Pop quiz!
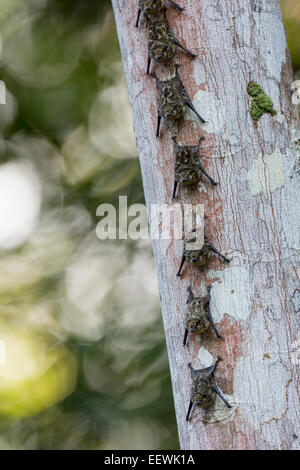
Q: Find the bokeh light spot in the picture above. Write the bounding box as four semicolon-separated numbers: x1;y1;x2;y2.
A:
0;160;41;250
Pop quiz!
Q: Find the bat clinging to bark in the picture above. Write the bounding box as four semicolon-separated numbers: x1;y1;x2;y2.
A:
152;65;207;138
177;232;231;277
172;136;218;199
183;285;221;346
136;0;184;28
186;357;232;421
147;12;196;74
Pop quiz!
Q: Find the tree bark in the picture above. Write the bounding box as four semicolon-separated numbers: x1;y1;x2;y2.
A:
111;0;300;450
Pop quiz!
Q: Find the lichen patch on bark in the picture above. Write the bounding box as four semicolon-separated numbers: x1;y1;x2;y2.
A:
186;90;226;133
197;346;213;367
212;394;237;424
247;148;285;196
209;267;252;323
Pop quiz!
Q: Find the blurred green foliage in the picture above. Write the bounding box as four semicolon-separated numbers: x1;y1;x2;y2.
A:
0;0;298;451
0;0;178;450
281;0;300;74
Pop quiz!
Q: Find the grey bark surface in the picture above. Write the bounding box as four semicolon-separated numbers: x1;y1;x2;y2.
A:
111;0;300;449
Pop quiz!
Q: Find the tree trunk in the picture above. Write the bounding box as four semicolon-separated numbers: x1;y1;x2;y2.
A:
111;0;300;450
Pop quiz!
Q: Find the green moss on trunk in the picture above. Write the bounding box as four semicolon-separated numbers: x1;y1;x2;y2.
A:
247;82;276;122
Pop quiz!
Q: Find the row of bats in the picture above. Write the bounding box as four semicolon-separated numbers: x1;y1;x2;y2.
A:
136;1;232;421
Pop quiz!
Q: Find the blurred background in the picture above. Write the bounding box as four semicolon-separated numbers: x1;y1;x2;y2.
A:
0;0;299;450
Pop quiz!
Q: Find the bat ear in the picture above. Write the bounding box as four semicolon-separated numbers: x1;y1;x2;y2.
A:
186;286;194;304
212;356;222;373
207;284;212;296
188;363;197;378
151;72;161;89
171;135;178;147
199;363;218;376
